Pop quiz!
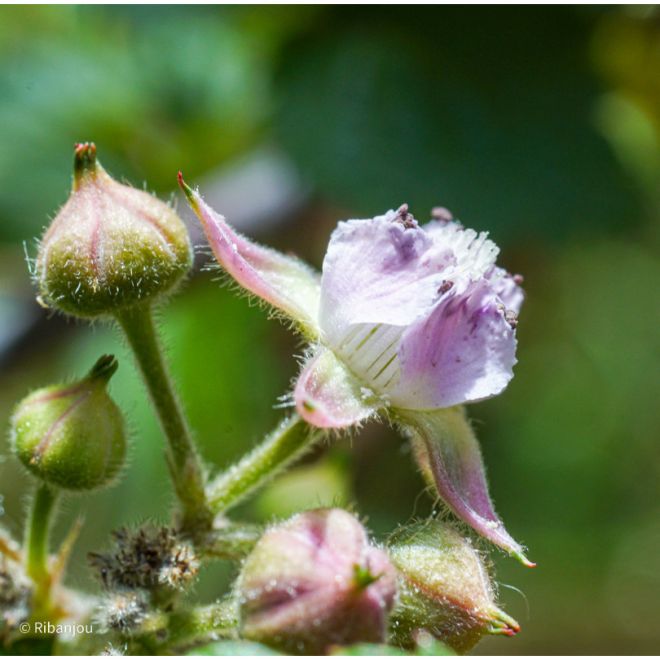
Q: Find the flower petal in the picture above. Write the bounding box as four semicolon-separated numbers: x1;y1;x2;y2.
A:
319;210;452;347
179;174;321;336
487;266;524;315
390;281;517;409
294;348;381;429
400;407;533;565
318;213;504;398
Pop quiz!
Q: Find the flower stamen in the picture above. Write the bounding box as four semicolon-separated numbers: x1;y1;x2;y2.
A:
393;203;417;229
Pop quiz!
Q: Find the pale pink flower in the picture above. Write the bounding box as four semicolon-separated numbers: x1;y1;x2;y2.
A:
180;176;531;565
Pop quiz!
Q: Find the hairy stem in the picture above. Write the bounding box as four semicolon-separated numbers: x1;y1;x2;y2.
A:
25;483;58;617
201;522;263;560
115;303;212;535
167;599;238;651
207;415;319;513
129;600;237;654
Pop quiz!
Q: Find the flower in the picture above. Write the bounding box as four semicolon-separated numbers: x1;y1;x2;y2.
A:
236;508;397;654
179;177;531;565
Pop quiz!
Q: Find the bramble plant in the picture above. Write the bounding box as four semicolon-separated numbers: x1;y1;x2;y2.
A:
0;143;532;655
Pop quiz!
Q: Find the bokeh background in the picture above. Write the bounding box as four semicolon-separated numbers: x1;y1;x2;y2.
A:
1;5;659;654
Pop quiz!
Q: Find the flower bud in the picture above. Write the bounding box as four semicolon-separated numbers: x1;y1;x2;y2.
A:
387;521;519;653
237;508;397;654
36;143;192;318
10;355;127;491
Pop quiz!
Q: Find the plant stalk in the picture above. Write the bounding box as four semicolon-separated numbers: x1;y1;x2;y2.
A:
167;600;238;651
207;415;317;513
25;483;58;617
201;522;263;560
115;303;212;535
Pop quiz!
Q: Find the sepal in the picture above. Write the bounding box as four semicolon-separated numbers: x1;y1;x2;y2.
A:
294;348;381;428
179;174;321;337
399;407;533;566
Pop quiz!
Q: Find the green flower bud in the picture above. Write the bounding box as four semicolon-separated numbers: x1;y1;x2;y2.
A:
36;143;192;318
387;521;519;653
10;355;127;491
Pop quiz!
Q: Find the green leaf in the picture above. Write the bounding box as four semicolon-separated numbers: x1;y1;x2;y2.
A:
330;637;455;656
413;631;456;656
330;643;408;656
187;640;282;656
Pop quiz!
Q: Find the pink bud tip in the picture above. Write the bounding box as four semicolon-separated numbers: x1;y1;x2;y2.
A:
513;550;537;568
177;171;196;206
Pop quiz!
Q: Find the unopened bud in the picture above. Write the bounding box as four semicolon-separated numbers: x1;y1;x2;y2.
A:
10;355;127;491
36;143;192;318
237;508;397;654
387;521;519;653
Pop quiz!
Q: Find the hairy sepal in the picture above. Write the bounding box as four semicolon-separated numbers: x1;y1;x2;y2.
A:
399;407;533;566
179;175;321;339
294;348;382;429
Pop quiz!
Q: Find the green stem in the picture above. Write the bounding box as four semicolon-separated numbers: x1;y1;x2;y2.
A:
201;522;263;560
25;483;58;615
115;303;212;535
166;600;238;651
207;415;318;513
128;600;237;654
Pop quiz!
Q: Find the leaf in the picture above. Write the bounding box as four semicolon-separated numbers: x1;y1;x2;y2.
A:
187;640;282;656
330;643;408;656
413;632;456;656
330;637;455;656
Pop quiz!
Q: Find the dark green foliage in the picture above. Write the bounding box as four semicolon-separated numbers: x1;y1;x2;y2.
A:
275;7;640;244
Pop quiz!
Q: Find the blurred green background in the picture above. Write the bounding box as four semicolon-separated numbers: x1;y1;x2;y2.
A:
1;5;659;654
